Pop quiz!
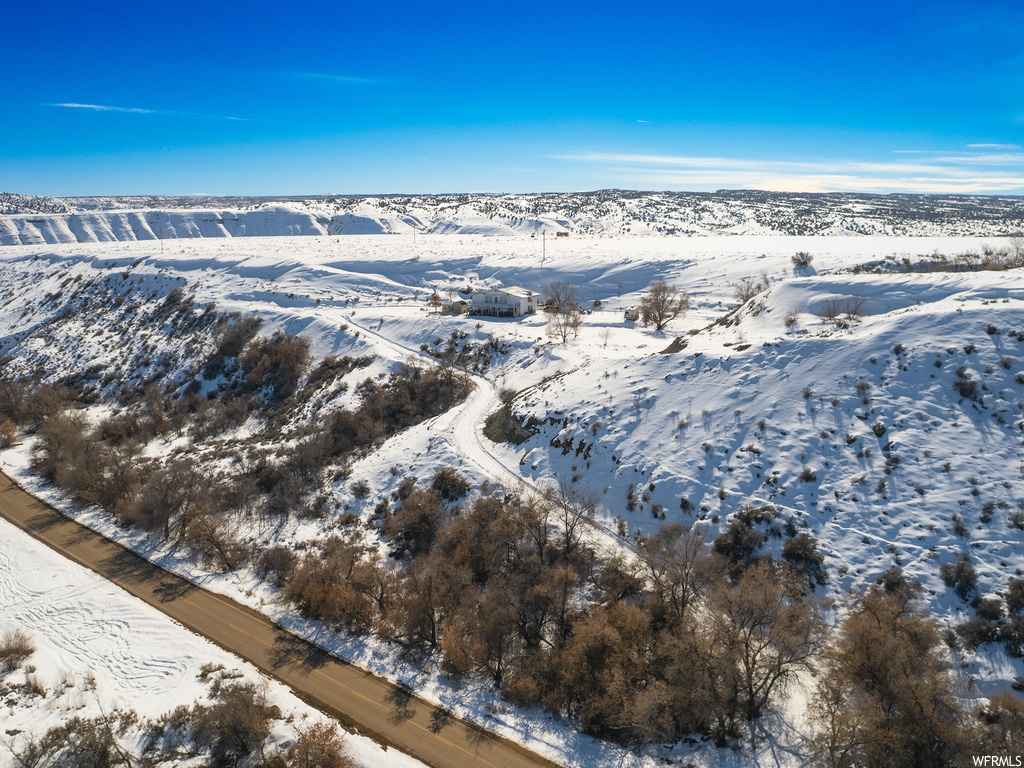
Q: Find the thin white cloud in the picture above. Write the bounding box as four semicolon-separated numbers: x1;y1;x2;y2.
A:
968;143;1020;149
284;71;392;85
50;103;156;114
553;150;1024;194
45;103;248;121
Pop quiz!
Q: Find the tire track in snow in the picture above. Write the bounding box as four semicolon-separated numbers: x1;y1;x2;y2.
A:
342;313;636;554
0;524;189;694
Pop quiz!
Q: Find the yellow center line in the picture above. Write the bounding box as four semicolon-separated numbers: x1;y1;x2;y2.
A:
0;484;510;768
179;594;501;768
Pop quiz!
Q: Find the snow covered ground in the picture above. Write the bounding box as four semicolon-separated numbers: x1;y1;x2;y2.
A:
1;230;1022;766
0;515;427;768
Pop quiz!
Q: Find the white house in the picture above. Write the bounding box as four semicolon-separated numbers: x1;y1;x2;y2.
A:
470;286;538;318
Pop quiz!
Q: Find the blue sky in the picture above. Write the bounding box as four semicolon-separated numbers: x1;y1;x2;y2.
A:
3;0;1023;196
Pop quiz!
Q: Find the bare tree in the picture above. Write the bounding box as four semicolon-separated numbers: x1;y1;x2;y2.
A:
542;281;579;313
427;291;442;313
637;523;715;626
640;281;690;330
1007;233;1024;267
546;307;583;343
547;483;597;561
705;562;824;724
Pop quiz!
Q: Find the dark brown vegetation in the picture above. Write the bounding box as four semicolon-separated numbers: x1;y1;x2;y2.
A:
285;487;828;746
0;293;470;575
806;572;1020;767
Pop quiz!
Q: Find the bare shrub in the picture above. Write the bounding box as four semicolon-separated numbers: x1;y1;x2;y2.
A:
792;251;814;268
819;296;866;324
0;627;35;672
287;722;354;768
430;467;471;501
782;533;828;589
192;681;280;767
940;553;978;601
733;278;764;304
843;296;866;322
257;546;297;588
240;331;312;404
819;298;843;323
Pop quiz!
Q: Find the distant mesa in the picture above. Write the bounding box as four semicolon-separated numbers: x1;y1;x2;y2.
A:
2;190;1023;245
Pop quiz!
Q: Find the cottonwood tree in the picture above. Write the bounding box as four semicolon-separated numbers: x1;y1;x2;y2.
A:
808;577;969;768
542;281;579;313
713;563;823;722
640;281;690;330
637;523;715;628
548;484;597;561
546;306;583;343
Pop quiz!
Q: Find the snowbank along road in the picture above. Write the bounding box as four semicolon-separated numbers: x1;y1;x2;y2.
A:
0;471;564;768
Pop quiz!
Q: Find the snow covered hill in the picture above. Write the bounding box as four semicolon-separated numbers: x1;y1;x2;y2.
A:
1;231;1023;766
2;190;1023;245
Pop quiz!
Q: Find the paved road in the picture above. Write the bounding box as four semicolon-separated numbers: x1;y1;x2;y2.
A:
0;471;564;768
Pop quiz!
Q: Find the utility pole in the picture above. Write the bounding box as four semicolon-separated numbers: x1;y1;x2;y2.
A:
159;227;163;254
542;231;546;265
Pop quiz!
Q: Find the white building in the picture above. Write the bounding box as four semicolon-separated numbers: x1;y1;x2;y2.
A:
470;286;538;318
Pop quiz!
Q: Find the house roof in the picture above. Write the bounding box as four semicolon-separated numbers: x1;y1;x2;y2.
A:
473;285;535;299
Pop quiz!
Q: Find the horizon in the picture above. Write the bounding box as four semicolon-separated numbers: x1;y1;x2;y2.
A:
4;0;1024;197
16;188;1024;202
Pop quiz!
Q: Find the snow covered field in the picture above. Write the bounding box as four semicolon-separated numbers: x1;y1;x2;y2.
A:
1;230;1023;765
0;514;427;768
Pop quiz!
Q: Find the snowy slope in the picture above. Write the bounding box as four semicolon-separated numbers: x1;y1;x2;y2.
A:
1;232;1022;766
